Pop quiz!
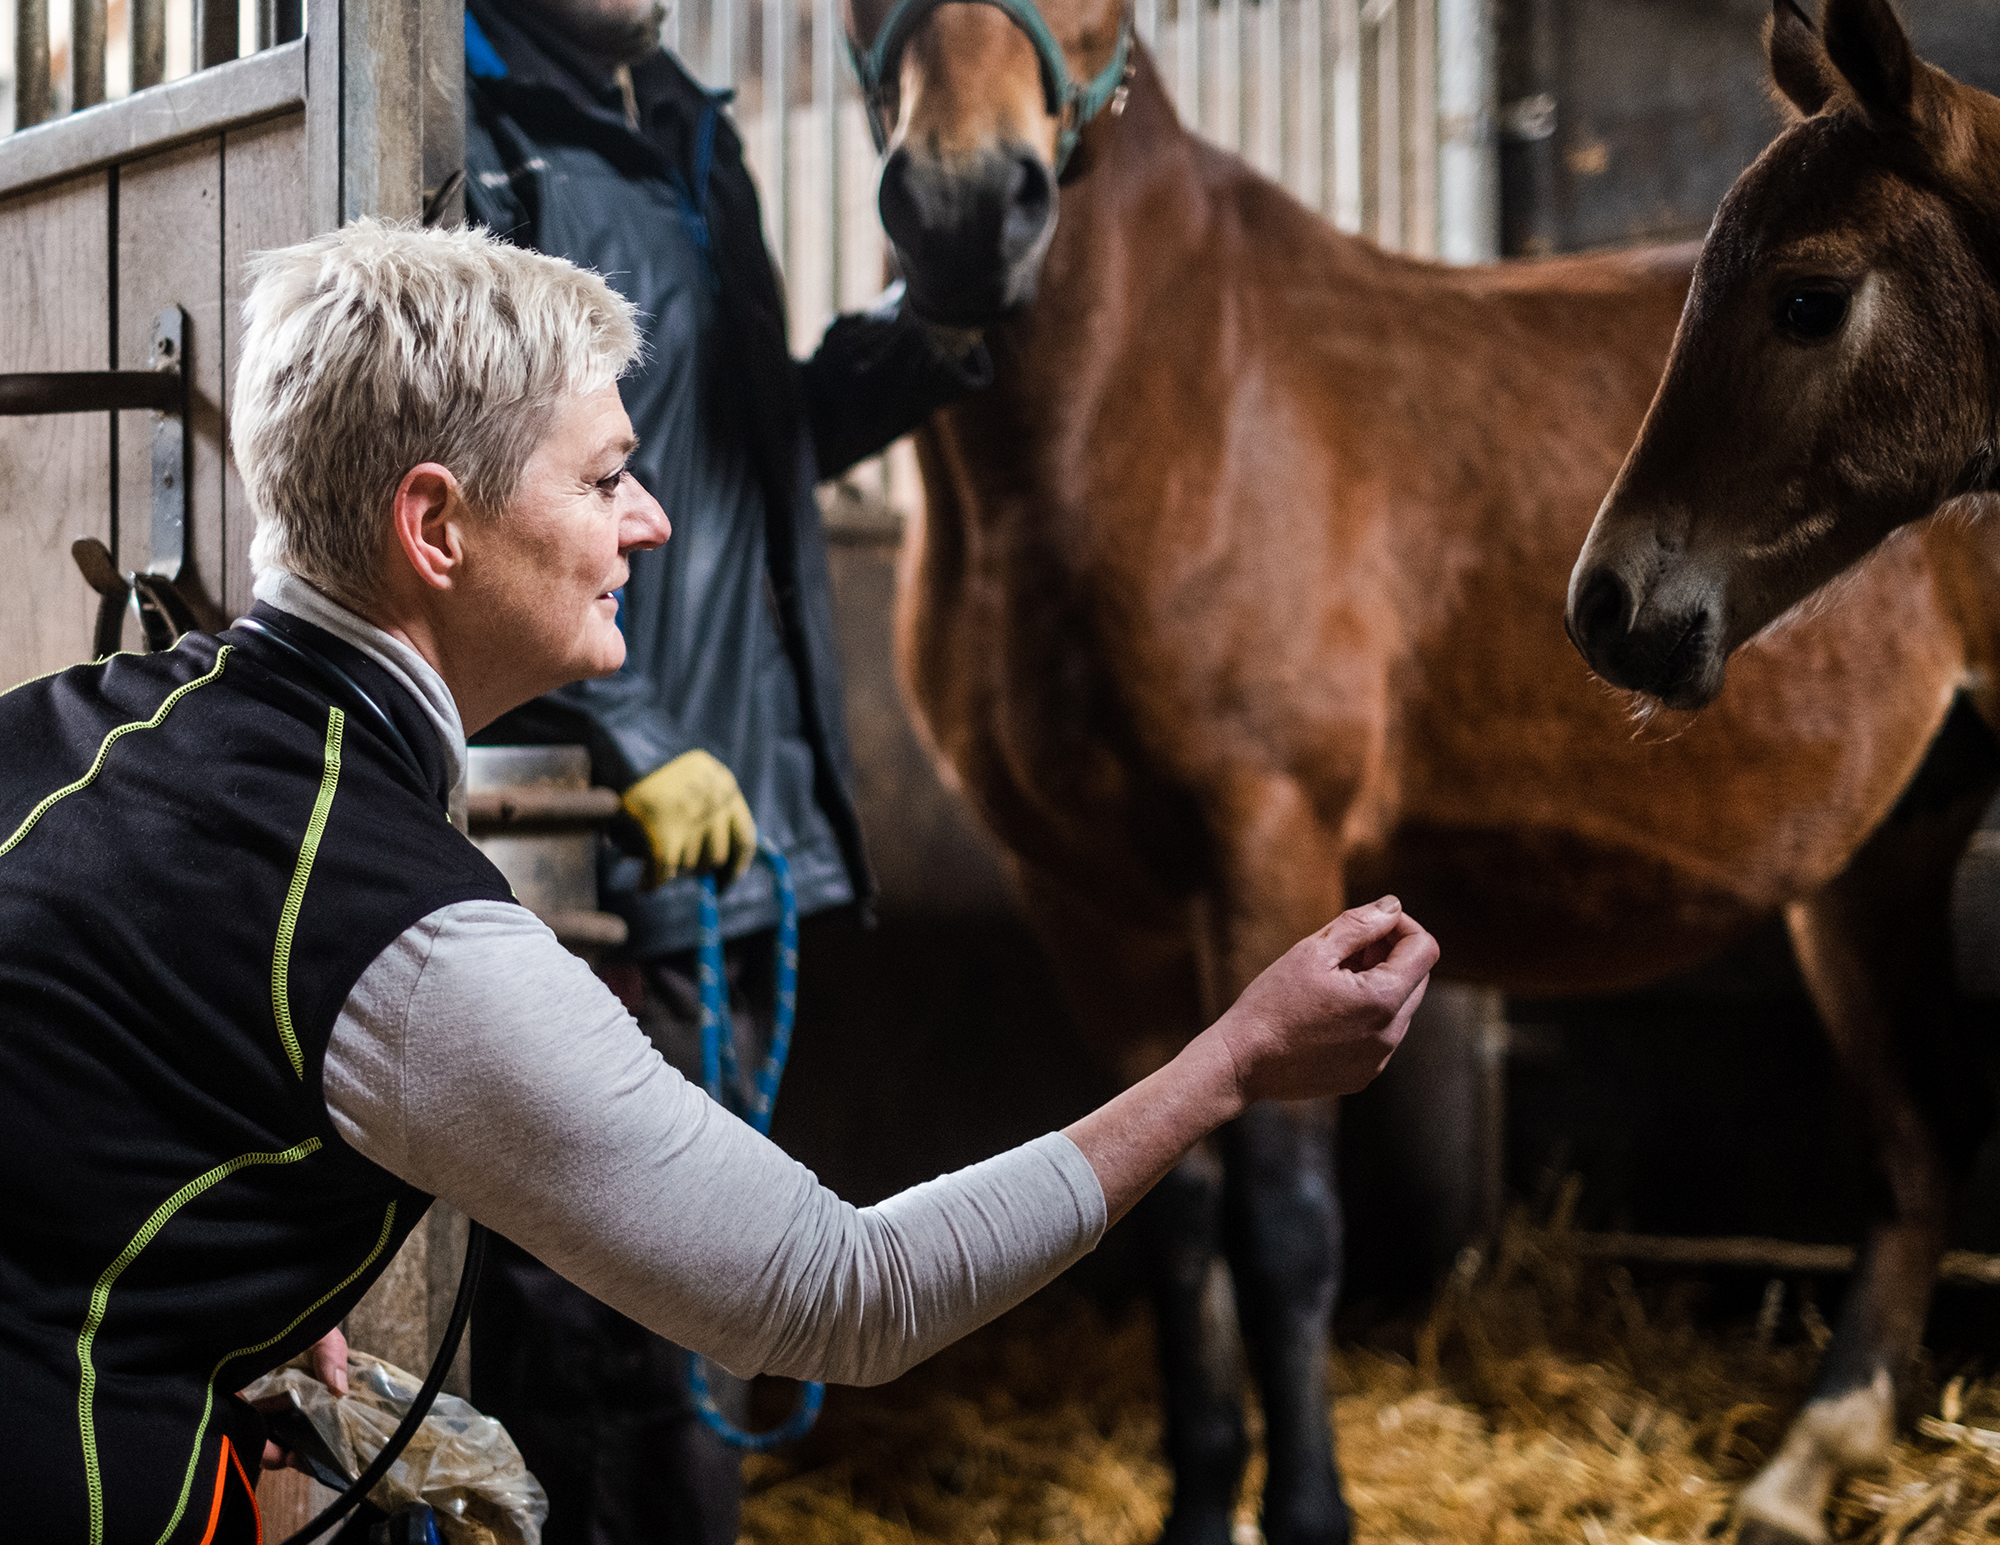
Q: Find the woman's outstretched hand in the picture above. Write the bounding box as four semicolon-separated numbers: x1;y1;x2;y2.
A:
1208;897;1436;1105
1063;898;1438;1225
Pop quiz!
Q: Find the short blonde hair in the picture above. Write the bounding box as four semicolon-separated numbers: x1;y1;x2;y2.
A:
234;219;641;611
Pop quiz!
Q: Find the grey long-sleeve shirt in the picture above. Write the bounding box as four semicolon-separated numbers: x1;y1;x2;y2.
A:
256;571;1107;1386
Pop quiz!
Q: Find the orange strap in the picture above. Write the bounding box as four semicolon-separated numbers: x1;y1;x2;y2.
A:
196;1437;263;1545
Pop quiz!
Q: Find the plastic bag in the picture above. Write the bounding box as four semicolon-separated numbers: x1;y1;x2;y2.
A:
240;1350;548;1545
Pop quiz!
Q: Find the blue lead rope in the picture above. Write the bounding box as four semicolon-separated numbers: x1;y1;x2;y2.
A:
688;840;824;1452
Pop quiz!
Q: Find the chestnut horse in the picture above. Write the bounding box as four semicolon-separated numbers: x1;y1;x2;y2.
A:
851;0;2000;1540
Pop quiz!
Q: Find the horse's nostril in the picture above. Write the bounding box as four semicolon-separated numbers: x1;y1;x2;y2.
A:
1570;567;1631;654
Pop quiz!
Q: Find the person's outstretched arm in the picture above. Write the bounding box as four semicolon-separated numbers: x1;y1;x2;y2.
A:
322;896;1434;1386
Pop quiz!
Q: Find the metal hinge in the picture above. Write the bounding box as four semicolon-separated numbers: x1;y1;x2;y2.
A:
0;306;193;656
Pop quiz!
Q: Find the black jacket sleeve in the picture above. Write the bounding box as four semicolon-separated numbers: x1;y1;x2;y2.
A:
798;287;994;481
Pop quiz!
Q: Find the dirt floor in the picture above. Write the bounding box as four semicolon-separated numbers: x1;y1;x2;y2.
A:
739;1206;2000;1545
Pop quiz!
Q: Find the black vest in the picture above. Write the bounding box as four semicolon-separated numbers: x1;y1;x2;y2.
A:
0;607;515;1544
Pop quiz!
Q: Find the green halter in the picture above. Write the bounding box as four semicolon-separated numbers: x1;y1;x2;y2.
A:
848;0;1135;175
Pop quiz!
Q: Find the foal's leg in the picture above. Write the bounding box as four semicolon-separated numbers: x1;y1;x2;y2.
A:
1736;771;1995;1545
1221;1099;1347;1545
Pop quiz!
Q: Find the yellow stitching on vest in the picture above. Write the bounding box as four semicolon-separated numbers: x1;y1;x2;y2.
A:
151;1199;399;1545
76;1137;322;1545
272;707;345;1080
0;647;231;860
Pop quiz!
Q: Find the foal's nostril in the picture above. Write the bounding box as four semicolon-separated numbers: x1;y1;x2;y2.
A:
1569;568;1632;656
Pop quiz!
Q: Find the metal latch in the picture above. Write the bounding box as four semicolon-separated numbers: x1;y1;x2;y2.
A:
0;306;193;656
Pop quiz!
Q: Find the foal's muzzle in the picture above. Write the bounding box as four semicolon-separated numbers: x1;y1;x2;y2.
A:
1565;563;1725;709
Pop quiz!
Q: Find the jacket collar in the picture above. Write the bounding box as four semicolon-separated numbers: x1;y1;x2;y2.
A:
248;569;468;819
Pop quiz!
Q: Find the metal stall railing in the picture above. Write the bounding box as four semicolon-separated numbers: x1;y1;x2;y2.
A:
666;0;1496;513
4;0;302;133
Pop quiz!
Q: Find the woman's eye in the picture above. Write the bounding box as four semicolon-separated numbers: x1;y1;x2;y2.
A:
596;469;626;493
1777;286;1849;341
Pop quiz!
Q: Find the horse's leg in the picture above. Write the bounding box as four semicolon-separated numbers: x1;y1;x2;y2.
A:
1201;774;1354;1545
1736;739;1997;1545
1009;861;1242;1545
1220;1098;1346;1545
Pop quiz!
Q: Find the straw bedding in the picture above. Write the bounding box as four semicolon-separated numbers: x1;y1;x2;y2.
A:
740;1207;2000;1545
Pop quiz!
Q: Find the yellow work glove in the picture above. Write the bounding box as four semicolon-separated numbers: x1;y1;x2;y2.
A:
621;749;758;888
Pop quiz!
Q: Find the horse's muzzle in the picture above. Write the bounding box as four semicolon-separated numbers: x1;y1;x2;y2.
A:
879;144;1056;326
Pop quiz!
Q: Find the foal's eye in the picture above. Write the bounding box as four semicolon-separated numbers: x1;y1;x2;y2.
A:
1777;286;1849;341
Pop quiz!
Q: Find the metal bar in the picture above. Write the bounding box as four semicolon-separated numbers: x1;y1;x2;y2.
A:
194;0;239;68
0;39;305;200
1330;0;1360;230
73;0;109;110
1436;0;1498;262
713;0;734;89
1178;0;1199;138
15;0;53;129
1574;1232;2000;1289
1302;0;1322;213
1137;0;1157;47
1221;0;1240;152
1259;0;1281;179
1373;0;1399;247
306;0;340;231
132;0;166;89
1408;0;1436;254
147;307;189;579
815;0;840;312
764;0;788;275
468;787;624;829
0;371;179;414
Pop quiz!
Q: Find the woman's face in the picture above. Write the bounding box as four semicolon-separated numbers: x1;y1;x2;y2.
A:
474;383;669;693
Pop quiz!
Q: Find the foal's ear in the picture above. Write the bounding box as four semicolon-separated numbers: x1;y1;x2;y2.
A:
1766;0;1838;118
1821;0;1915;120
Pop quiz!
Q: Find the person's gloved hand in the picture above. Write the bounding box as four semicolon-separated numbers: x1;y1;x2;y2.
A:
622;749;757;887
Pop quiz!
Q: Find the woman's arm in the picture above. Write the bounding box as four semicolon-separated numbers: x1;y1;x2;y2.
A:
322;896;1433;1385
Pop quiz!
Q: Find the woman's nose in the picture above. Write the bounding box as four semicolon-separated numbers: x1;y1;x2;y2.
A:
621;478;671;550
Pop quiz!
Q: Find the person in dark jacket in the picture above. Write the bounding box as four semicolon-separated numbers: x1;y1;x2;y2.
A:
458;2;990;1540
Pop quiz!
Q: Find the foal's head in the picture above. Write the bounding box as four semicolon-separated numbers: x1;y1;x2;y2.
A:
845;0;1131;325
1566;0;2000;709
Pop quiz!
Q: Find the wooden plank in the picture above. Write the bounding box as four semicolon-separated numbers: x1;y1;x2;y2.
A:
116;137;227;624
1575;1231;2000;1287
0;174;113;690
221;111;308;619
0;41;306;201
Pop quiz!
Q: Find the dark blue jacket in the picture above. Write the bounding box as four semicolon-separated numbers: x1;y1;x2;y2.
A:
464;0;987;951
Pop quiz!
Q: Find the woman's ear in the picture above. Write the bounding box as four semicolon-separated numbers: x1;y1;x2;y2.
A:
1766;0;1839;119
391;463;469;592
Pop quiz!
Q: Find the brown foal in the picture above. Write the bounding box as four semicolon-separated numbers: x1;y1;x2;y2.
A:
1564;5;2000;1535
857;0;2000;1541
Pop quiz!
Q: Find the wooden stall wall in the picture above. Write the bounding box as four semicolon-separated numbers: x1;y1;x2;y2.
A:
0;108;306;692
